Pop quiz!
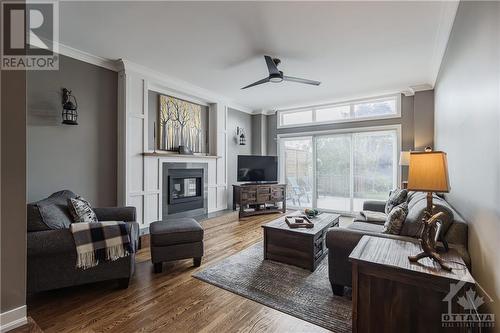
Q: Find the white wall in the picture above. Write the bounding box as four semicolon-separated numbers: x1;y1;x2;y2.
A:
434;1;500;325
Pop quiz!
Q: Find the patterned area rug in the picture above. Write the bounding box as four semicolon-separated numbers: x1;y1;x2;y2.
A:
193;242;352;332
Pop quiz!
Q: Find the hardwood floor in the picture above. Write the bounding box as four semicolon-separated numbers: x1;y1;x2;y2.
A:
27;213;331;333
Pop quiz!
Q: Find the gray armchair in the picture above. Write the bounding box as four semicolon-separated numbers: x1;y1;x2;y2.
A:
27;200;139;293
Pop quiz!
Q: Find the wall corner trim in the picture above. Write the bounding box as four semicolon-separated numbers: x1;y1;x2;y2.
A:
0;306;27;332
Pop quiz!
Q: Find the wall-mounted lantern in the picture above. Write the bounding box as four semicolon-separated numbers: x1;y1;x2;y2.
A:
61;88;78;125
237;126;246;145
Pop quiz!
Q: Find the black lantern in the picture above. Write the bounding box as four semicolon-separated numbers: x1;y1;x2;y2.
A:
237;126;246;145
61;88;78;125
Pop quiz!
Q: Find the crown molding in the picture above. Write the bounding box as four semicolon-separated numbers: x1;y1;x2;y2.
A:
31;39;257;113
117;59;254;113
402;84;434;96
430;0;459;86
30;37;119;72
58;42;119;72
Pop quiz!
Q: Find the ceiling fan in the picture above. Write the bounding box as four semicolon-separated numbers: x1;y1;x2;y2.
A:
241;55;321;89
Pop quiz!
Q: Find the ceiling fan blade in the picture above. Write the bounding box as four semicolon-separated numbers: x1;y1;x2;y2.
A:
264;55;280;75
283;76;321;86
241;77;270;89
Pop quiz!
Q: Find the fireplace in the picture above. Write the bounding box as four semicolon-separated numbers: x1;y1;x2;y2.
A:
162;163;207;219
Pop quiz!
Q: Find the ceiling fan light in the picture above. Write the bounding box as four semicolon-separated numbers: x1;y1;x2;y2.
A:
269;76;283;83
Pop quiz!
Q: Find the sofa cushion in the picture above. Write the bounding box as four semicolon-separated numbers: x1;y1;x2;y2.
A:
356;211;387;224
150;218;204;246
27;190;77;231
385;189;408;214
68;196;98;223
382;202;408;235
347;221;384;233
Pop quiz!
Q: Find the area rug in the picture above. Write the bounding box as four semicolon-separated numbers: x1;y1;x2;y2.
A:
193;242;352;332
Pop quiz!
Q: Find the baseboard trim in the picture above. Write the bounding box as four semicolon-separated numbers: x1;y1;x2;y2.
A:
0;306;27;332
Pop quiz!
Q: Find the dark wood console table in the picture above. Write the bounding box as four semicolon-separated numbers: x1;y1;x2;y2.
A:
349;236;477;333
232;184;286;218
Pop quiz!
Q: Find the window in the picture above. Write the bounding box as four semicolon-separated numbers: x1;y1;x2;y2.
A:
281;109;312;126
278;95;400;128
279;127;399;214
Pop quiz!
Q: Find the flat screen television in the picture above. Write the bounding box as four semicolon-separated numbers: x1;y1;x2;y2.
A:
237;155;278;183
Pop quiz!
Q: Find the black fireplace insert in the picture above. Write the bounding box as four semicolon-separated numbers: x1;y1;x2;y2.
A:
167;168;204;214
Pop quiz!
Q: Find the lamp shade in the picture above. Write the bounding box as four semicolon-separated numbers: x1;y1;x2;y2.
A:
399;151;410;166
407;151;450;192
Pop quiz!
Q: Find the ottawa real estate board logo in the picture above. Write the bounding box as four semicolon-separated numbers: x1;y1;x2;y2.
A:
442;278;495;329
1;0;59;70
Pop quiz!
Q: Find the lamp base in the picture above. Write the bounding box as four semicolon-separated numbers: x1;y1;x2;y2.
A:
408;192;452;271
409;249;452;271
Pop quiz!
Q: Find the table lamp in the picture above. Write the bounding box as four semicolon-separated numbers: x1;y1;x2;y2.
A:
407;151;451;271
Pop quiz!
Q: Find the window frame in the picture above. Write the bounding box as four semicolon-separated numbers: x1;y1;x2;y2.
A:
277;94;402;129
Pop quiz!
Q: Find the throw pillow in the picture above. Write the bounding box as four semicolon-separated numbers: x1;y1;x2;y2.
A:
382;202;408;235
27;190;77;231
68;196;98;223
385;189;408;214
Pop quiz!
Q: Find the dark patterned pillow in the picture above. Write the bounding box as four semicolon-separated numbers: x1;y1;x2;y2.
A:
68;196;98;223
382;202;408;235
385;189;408;214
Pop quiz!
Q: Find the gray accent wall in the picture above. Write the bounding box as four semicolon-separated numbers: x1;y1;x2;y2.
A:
413;90;434;150
266;113;278;155
227;108;253;208
27;55;118;206
434;1;499;320
1;68;27;314
251;113;267;155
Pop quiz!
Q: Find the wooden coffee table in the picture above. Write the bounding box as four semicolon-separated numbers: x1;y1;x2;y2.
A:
262;212;340;271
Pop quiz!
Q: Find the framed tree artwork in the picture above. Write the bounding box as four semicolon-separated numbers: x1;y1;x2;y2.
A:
157;94;208;153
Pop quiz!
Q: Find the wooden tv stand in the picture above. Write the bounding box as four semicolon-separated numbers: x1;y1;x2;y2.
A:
232;184;286;218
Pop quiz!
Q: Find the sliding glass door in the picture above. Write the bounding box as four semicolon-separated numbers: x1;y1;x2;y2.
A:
280;128;398;214
281;137;313;209
352;131;397;211
316;134;351;212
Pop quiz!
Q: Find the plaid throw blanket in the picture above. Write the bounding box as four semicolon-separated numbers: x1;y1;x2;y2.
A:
70;221;133;269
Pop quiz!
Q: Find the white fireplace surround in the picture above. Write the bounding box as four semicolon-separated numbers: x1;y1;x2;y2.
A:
117;60;234;228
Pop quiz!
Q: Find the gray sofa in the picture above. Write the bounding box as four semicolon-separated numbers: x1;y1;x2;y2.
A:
27;191;139;293
326;191;469;296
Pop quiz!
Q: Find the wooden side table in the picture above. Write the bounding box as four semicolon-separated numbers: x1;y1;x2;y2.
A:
349;236;476;333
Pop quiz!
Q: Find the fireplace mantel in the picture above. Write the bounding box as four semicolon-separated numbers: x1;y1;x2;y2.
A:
143;152;220;159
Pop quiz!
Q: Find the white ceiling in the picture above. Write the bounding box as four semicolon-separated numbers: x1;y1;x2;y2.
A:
58;1;458;111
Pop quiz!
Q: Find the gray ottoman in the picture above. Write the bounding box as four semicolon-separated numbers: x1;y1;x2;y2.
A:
150;218;204;273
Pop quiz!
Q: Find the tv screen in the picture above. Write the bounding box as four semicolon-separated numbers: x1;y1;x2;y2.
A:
237;155;278;182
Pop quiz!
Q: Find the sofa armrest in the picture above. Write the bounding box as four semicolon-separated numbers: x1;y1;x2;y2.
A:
326;228;367;287
28;229;75;257
326;227;417;287
93;207;136;222
362;200;386;213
